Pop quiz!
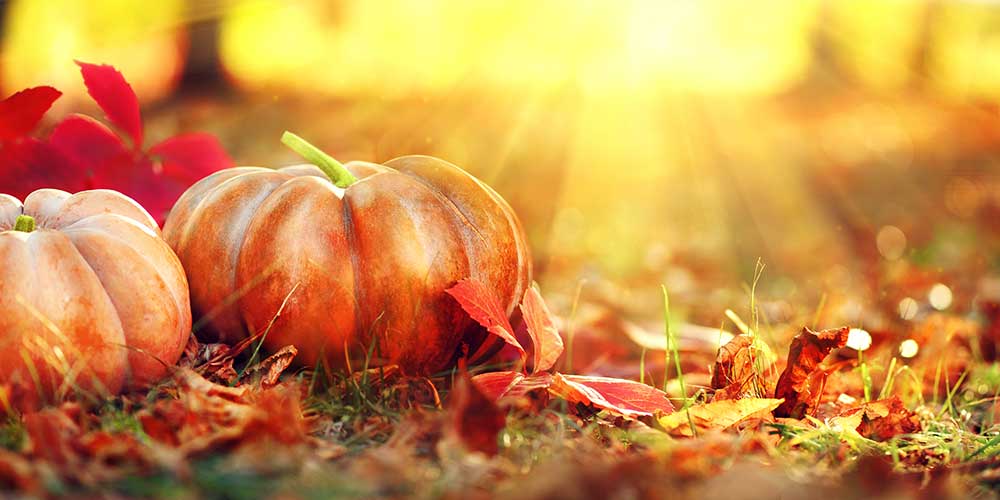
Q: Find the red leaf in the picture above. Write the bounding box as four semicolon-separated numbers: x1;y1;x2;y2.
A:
75;61;143;148
0;138;89;199
550;373;675;418
773;326;850;418
520;286;564;373
150;133;235;184
48;113;132;170
472;371;554;403
0;86;61;141
450;365;506;455
472;371;525;400
446;278;525;360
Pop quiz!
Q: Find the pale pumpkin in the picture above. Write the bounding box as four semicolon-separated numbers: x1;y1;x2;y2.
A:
163;133;530;375
0;189;191;397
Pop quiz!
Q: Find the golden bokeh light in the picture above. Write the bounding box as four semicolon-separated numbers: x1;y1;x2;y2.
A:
0;0;186;104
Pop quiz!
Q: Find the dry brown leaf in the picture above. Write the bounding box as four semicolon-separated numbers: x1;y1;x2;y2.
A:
239;345;298;388
710;334;775;401
139;368;312;457
773;326;849;419
448;365;506;455
833;396;921;441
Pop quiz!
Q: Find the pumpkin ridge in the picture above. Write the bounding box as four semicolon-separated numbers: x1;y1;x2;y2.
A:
164;167;270;245
182;170;296;341
63;214;188;335
395;163;528;316
173;170;271;253
28;231;128;394
481;181;531;312
396;170;491;249
62;219;184;384
340;192;365;353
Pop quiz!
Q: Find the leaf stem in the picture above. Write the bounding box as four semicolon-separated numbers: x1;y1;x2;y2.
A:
13;215;35;233
281;131;358;188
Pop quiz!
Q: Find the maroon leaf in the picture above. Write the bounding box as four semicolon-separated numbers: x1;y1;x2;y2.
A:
450;365;506;455
76;61;143;148
520;286;564;373
0;139;88;199
549;373;675;418
0;86;61;141
446;278;525;360
151;133;235;184
773;326;850;419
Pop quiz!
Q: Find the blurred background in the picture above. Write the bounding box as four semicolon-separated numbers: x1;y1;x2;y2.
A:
2;0;1000;336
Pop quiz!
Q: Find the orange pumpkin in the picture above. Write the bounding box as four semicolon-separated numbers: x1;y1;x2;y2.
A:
163;133;531;374
0;189;191;397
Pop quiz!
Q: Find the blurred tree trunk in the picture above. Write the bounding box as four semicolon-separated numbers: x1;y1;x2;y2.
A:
178;0;224;93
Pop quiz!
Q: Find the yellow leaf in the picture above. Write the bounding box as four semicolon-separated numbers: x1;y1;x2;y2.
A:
658;398;784;437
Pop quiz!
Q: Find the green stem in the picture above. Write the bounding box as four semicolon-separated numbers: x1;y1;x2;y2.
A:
281;131;358;188
13;215;35;233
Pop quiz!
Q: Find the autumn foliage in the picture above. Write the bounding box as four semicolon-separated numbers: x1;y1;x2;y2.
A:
0;62;233;222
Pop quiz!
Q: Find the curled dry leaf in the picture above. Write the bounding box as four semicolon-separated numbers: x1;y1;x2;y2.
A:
520;286;565;373
18;403;154;487
239;345;299;388
711;334;776;401
139;369;312;456
658;398;784;437
831;396;921;441
446;278;526;361
449;365;506;455
773;326;850;419
549;373;675;419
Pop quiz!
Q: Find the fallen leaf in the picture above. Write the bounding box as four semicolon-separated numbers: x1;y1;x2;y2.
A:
549;373;675;418
658;398;784;437
472;371;525;401
834;396;921;441
711;334;775;401
447;278;525;360
472;371;553;409
23;406;79;467
239;345;299;388
139;369;312;456
0;450;39;493
520;285;565;373
449;365;505;455
773;326;849;419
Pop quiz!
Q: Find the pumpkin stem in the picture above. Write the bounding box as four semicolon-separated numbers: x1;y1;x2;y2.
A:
281;131;358;188
13;215;35;233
